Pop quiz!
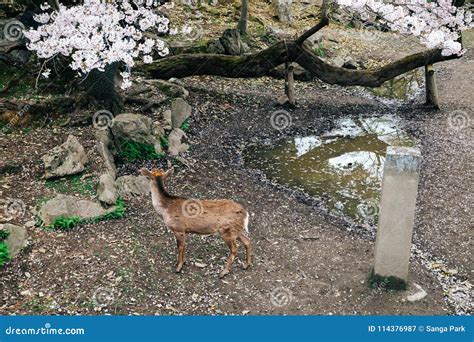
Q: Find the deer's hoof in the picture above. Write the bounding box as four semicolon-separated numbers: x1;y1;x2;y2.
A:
219;269;230;278
175;266;183;273
243;263;253;270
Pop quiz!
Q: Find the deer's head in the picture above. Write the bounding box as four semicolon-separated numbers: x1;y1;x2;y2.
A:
139;167;174;183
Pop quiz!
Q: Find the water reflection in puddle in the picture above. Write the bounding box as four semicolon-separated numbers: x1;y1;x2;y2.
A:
245;115;418;226
364;70;423;100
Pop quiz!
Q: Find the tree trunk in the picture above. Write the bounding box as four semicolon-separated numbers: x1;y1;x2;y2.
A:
425;64;439;108
238;0;249;36
80;62;122;114
285;62;296;106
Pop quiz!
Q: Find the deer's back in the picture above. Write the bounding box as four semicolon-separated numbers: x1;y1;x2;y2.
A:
166;199;247;234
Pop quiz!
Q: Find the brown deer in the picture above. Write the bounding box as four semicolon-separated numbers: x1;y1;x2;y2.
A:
139;167;252;278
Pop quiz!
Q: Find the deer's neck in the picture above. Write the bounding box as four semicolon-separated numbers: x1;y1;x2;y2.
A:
150;178;171;214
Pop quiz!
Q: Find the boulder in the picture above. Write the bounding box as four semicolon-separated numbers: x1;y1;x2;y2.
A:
273;0;293;24
0;223;27;258
38;194;116;226
163;109;172;130
145;79;189;99
168;128;189;156
96;142;116;179
97;174;118;205
111;113;162;154
219;28;246;55
116;176;150;198
170;98;192;129
42;135;89;179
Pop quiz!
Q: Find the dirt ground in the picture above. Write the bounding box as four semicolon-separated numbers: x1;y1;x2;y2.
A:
0;25;472;315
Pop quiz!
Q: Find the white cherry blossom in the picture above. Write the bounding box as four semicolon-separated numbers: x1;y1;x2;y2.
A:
24;0;169;89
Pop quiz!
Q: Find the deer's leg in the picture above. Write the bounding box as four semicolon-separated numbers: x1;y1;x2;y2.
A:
220;236;238;278
238;233;252;269
174;232;186;273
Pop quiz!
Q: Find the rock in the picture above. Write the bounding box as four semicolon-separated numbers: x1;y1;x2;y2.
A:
342;58;358;70
111;113;162;154
168;128;189;156
151;122;165;139
194;262;207;268
97;174;118;205
38;194;116;226
0;223;27;258
205;39;226;54
170;98;192;129
163;109;172;130
407;284;427;302
96;142;116;179
25;220;35;228
116;176;150;198
145;79;189;99
42;135;89;179
219;28;246;55
95;129;113;149
273;0;292;24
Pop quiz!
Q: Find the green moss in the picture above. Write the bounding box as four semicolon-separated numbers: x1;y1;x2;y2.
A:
0;242;10;267
45;197;125;231
0;229;10;241
117;138;164;162
180;119;190;133
45;174;96;196
368;269;407;291
160;136;169;149
313;42;326;57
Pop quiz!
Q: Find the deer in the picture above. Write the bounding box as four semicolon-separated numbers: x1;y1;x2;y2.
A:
139;167;252;278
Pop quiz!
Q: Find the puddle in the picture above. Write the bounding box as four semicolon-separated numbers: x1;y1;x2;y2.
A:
360;70;423;101
244;115;418;228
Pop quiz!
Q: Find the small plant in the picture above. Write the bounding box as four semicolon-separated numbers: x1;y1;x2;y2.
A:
160;136;169;149
180;119;190;133
0;229;10;241
368;269;407;291
117;139;164;163
0;230;10;267
313;42;326;57
47;216;82;231
45;174;96;196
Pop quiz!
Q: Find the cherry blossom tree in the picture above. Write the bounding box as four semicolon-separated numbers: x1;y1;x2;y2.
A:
23;0;169;111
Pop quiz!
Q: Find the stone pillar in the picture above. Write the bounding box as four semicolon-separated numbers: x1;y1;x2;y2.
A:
372;146;422;290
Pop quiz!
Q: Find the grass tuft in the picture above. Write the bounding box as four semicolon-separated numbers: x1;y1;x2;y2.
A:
117;139;165;162
368;269;407;291
45;174;96;196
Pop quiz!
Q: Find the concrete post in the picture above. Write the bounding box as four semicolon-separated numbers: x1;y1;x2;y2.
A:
372;146;422;289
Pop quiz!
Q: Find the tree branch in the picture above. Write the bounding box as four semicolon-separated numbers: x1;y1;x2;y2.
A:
295;18;329;46
143;40;460;88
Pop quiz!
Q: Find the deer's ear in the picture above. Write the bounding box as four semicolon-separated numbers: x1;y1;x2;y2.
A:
139;168;152;178
164;167;174;179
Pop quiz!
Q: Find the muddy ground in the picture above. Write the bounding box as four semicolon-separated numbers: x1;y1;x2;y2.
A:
0;29;472;315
